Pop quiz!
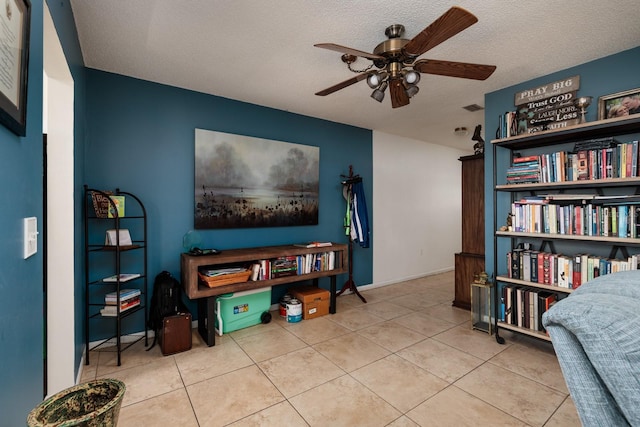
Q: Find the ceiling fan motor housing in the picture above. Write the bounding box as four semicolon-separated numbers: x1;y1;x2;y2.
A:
372;37;415;68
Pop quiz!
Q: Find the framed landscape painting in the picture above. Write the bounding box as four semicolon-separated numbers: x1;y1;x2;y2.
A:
194;129;320;229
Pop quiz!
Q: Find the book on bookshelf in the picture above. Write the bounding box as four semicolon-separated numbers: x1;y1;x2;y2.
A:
101;299;140;316
200;267;247;277
105;295;141;307
91;191;125;218
107;195;125;218
103;273;141;283
537;291;558;334
293;241;333;248
572;255;582;289
105;288;141;303
505;285;514;324
271;256;298;278
259;259;271;281
105;229;132;246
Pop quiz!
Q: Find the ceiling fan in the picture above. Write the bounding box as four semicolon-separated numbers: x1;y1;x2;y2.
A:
314;6;496;108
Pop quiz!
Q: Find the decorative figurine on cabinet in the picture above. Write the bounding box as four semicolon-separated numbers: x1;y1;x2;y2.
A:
472;124;484;155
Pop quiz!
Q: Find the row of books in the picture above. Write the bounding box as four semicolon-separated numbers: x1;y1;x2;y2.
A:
298;252;336;275
510;200;640;238
506;140;640;184
499;285;562;333
254;252;337;280
543;141;639;182
506;249;640;289
497;111;519;139
101;288;141;317
506;156;540;184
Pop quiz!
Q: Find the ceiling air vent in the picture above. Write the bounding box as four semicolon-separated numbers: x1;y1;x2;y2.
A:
462;104;484;112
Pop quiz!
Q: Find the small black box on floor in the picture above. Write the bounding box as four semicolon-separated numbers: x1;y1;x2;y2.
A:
159;312;192;356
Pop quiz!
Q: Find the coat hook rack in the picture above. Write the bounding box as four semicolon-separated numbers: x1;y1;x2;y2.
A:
338;165;367;304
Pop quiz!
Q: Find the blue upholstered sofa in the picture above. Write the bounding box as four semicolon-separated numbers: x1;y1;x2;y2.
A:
542;270;640;426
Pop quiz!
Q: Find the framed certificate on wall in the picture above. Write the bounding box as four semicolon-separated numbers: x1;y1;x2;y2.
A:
0;0;30;137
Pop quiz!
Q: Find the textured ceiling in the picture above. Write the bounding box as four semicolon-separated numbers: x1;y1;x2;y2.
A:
69;0;640;152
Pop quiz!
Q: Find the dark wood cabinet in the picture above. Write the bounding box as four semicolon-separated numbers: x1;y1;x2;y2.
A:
454;154;485;310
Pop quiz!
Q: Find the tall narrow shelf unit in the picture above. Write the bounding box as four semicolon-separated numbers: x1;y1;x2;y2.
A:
84;186;148;366
491;115;640;344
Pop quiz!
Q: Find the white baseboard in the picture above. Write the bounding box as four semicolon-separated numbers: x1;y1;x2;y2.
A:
357;267;454;291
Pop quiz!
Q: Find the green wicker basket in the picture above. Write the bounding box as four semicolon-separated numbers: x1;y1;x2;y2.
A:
27;379;126;427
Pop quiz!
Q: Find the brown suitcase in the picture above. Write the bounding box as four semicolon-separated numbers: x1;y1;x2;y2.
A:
159;312;192;355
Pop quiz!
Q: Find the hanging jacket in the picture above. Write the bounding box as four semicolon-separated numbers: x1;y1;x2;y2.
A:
350;181;370;248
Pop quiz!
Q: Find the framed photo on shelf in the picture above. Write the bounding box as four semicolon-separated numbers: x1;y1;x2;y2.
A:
598;88;640;120
0;0;30;137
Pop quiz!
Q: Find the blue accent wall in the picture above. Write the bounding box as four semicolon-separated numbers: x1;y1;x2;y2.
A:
0;0;44;424
484;46;640;279
84;70;373;339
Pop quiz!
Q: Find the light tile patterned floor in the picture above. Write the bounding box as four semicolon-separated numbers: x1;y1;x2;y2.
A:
82;271;581;426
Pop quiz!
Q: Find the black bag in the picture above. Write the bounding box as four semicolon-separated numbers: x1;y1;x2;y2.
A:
147;270;183;351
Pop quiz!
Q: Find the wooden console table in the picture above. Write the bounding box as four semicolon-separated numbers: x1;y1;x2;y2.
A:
180;243;348;346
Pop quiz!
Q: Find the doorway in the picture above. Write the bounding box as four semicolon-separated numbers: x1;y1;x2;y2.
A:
43;4;76;396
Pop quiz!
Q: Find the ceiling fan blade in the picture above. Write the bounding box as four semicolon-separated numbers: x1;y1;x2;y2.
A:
389;79;410;108
314;43;385;61
414;59;496;80
404;6;478;56
315;73;369;96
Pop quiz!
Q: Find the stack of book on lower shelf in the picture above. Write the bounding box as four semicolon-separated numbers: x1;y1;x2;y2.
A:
101;288;141;316
507;155;541;184
271;256;298;278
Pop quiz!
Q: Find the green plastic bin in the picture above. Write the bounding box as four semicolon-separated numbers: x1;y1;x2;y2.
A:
215;287;272;335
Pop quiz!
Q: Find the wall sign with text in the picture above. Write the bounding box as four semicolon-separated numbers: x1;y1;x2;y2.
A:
515;75;581;134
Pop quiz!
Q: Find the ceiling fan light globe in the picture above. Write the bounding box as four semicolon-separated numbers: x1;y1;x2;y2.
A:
367;73;381;89
404;70;420;85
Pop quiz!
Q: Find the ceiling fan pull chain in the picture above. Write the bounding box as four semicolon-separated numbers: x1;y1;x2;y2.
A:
347;62;373;74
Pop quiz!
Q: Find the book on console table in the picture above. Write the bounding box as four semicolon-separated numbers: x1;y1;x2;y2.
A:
293;242;333;248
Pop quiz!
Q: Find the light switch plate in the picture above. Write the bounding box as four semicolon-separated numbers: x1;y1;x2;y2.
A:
24;217;38;259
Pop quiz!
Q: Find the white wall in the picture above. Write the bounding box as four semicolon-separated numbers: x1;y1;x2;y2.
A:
372;131;468;286
44;5;76;395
